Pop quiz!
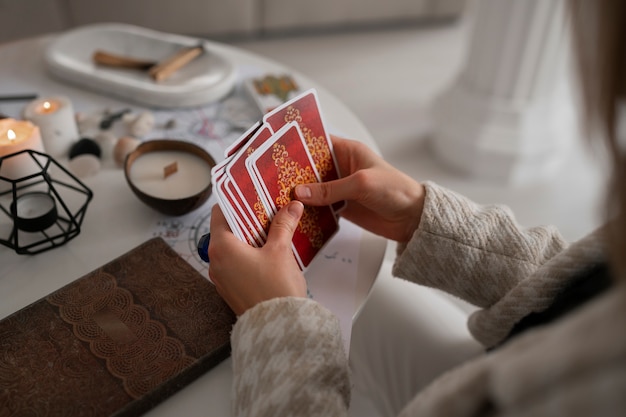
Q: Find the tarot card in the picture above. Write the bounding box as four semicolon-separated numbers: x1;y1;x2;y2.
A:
263;88;345;212
224;177;264;247
215;173;258;247
211;154;231;183
213;171;239;235
246;122;339;269
214;171;244;238
263;89;340;183
226;125;274;241
223;121;261;158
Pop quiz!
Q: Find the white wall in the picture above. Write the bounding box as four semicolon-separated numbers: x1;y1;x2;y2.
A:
0;0;465;43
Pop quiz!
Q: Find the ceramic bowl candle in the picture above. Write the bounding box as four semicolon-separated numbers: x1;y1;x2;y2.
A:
124;139;216;216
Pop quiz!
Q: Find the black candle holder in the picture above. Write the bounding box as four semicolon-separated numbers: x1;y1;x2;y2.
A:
0;149;93;255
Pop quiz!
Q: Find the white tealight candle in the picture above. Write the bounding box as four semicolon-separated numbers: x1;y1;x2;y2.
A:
23;96;79;158
12;192;58;232
16;193;55;218
0;118;46;187
128;150;212;200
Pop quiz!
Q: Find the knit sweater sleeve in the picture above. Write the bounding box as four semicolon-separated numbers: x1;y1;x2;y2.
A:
230;297;350;417
393;181;568;309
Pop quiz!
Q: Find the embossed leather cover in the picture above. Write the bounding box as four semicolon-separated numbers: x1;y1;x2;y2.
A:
0;237;236;416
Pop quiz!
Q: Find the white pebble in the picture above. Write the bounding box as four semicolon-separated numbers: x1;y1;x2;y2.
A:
121;112;136;124
76;112;102;137
129;111;155;137
68;154;101;178
114;136;141;167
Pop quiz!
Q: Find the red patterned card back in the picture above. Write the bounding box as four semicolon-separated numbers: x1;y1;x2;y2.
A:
248;123;338;268
264;89;339;183
0;237;235;416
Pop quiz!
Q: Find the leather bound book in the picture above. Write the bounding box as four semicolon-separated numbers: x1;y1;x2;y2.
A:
0;237;236;416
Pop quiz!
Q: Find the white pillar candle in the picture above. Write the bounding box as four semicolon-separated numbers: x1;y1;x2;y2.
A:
0;118;46;187
128;150;212;200
23;96;79;158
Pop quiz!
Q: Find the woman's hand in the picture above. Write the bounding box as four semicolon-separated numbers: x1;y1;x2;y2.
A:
208;201;308;316
295;136;425;242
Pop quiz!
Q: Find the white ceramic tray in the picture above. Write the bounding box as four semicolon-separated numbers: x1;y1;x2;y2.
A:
45;23;237;108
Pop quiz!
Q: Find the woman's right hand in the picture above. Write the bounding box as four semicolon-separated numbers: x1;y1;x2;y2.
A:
295;136;425;242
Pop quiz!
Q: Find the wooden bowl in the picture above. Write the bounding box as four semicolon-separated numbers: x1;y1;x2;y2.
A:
124;139;216;216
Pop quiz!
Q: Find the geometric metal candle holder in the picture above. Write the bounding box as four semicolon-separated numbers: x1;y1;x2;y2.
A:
0;149;93;255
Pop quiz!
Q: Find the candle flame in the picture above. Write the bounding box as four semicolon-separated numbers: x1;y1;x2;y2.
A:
7;129;16;141
43;101;51;111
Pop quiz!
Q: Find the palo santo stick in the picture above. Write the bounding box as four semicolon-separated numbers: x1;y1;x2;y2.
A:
92;50;156;70
149;45;203;83
163;161;178;179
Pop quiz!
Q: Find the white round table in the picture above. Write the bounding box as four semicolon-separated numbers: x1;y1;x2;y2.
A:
0;34;386;416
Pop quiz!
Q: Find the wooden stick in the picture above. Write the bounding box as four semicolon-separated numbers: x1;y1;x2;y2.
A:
163;161;178;179
93;50;156;70
149;46;204;83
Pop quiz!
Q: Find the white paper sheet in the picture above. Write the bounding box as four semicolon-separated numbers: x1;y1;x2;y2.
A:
304;218;361;352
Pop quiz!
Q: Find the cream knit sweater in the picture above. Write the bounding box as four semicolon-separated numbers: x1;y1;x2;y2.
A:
230;182;626;416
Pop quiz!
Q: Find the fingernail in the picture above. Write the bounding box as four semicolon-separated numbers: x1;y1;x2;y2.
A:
287;200;304;218
295;185;311;199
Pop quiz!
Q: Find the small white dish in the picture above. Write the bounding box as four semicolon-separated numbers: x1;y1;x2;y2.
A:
45;23;237;108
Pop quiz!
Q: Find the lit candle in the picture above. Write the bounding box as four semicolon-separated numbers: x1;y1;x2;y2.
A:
37;100;61;114
128;151;212;200
23;96;79;158
0;118;45;185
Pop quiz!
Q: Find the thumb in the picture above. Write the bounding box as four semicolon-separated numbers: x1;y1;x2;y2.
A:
266;200;304;247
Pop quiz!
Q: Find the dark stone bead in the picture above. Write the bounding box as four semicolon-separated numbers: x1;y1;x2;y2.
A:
69;138;102;160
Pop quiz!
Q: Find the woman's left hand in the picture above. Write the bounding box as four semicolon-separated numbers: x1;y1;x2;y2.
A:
208;200;308;316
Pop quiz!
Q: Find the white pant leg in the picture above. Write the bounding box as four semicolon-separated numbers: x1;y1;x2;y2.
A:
348;261;484;417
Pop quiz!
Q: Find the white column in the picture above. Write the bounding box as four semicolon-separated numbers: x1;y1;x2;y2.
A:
430;0;574;184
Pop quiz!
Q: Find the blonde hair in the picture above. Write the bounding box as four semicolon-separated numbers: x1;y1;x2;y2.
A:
570;0;626;280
